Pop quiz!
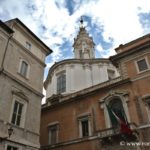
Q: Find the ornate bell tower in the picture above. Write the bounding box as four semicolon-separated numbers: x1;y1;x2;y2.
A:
73;17;95;59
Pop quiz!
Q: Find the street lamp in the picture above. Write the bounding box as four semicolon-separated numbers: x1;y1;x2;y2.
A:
8;126;13;138
0;126;13;142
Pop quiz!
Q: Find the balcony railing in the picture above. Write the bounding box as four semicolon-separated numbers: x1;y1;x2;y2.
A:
97;127;120;138
97;123;138;140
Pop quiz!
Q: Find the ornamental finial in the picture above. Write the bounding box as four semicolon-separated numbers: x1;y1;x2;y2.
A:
80;16;84;28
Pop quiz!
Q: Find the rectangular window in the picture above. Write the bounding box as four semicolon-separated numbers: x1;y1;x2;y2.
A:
137;58;148;72
57;73;66;94
107;69;115;80
48;125;58;145
11;101;23;126
81;119;89;137
20;61;28;77
143;96;150;122
7;145;18;150
26;41;31;50
78;116;91;138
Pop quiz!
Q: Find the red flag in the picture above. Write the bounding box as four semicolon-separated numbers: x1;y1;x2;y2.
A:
120;120;132;135
106;104;132;135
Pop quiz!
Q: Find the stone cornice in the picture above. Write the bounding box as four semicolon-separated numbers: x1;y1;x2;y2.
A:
42;77;131;111
2;70;44;98
44;58;110;89
115;33;150;53
11;37;46;67
110;41;150;66
99;90;129;104
0;20;14;34
5;18;52;55
12;90;29;102
41;135;98;149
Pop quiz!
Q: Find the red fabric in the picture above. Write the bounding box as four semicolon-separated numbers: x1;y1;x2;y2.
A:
120;121;132;135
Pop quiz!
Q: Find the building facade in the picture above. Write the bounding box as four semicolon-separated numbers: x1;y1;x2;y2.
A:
41;21;150;150
0;18;52;150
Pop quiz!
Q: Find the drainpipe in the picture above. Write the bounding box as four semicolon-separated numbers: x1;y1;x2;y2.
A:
0;21;17;75
0;33;13;75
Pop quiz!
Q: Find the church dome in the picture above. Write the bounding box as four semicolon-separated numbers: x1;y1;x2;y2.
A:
44;18;119;101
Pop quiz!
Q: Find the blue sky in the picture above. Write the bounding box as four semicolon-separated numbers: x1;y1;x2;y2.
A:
0;0;150;80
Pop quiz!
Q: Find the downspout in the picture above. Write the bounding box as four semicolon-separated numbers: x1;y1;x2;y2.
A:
0;33;13;74
0;21;16;75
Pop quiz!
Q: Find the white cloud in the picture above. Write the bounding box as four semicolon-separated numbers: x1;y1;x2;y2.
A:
96;44;116;58
89;0;150;46
1;0;150;102
102;49;116;58
51;46;63;61
96;44;103;52
1;0;150;55
46;62;54;69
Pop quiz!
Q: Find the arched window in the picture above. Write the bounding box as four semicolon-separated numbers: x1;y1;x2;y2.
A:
108;98;126;127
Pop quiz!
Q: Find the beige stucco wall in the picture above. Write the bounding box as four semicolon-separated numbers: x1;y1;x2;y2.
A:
0;19;50;150
12;26;45;62
3;38;44;93
0;27;10;69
